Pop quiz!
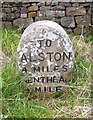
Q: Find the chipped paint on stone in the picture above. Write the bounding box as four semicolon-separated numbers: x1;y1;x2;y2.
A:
17;20;74;92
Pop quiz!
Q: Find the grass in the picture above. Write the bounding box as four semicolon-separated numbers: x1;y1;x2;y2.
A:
1;27;93;118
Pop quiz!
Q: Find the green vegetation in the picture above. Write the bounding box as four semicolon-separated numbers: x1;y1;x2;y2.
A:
1;28;92;118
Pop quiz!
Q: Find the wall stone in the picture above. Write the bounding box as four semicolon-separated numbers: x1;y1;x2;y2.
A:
66;6;86;16
61;17;75;28
1;1;92;34
13;18;33;30
75;15;91;27
28;5;38;12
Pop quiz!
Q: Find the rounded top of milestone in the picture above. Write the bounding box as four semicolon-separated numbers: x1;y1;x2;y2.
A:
17;20;74;92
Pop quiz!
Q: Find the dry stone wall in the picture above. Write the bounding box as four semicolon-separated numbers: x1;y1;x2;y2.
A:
1;1;93;33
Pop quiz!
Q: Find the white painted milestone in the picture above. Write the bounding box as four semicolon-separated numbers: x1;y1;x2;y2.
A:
17;20;74;92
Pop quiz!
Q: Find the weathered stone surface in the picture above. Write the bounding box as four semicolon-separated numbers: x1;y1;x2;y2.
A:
52;17;61;24
28;5;38;12
35;16;45;21
74;26;90;34
22;0;50;3
1;1;92;34
21;6;27;14
92;17;93;24
51;5;65;10
0;3;2;8
88;7;92;15
0;12;7;20
17;20;74;92
71;0;85;2
22;3;30;7
7;12;20;20
45;2;51;6
12;3;22;7
75;15;91;27
31;3;37;6
51;1;58;6
55;11;65;17
37;11;46;18
11;7;20;12
86;0;93;2
66;6;86;16
72;3;79;7
2;21;12;27
40;6;51;11
37;1;46;6
21;14;27;18
13;18;33;29
79;3;90;6
59;2;71;7
46;10;56;18
28;12;36;18
90;4;93;16
64;28;73;33
51;0;71;2
21;6;27;18
61;17;75;28
2;0;91;2
2;3;8;7
2;8;11;13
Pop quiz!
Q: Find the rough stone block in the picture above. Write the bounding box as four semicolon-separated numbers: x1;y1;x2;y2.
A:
51;0;71;2
13;18;33;30
52;17;61;24
31;3;37;6
40;6;51;11
2;8;11;13
75;15;91;27
35;16;46;21
2;3;8;8
74;26;90;34
22;3;30;7
59;2;71;6
12;3;22;7
51;5;65;10
21;6;27;14
12;7;20;12
28;12;36;18
66;6;86;16
28;5;38;12
61;17;75;28
0;3;2;8
51;1;58;6
55;10;65;17
79;3;90;6
86;0;93;2
0;12;7;20
2;21;12;27
72;3;79;7
90;4;93;16
45;2;51;6
46;10;56;18
37;11;46;18
92;17;93;24
71;0;85;2
21;14;27;18
7;12;20;20
37;1;46;6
